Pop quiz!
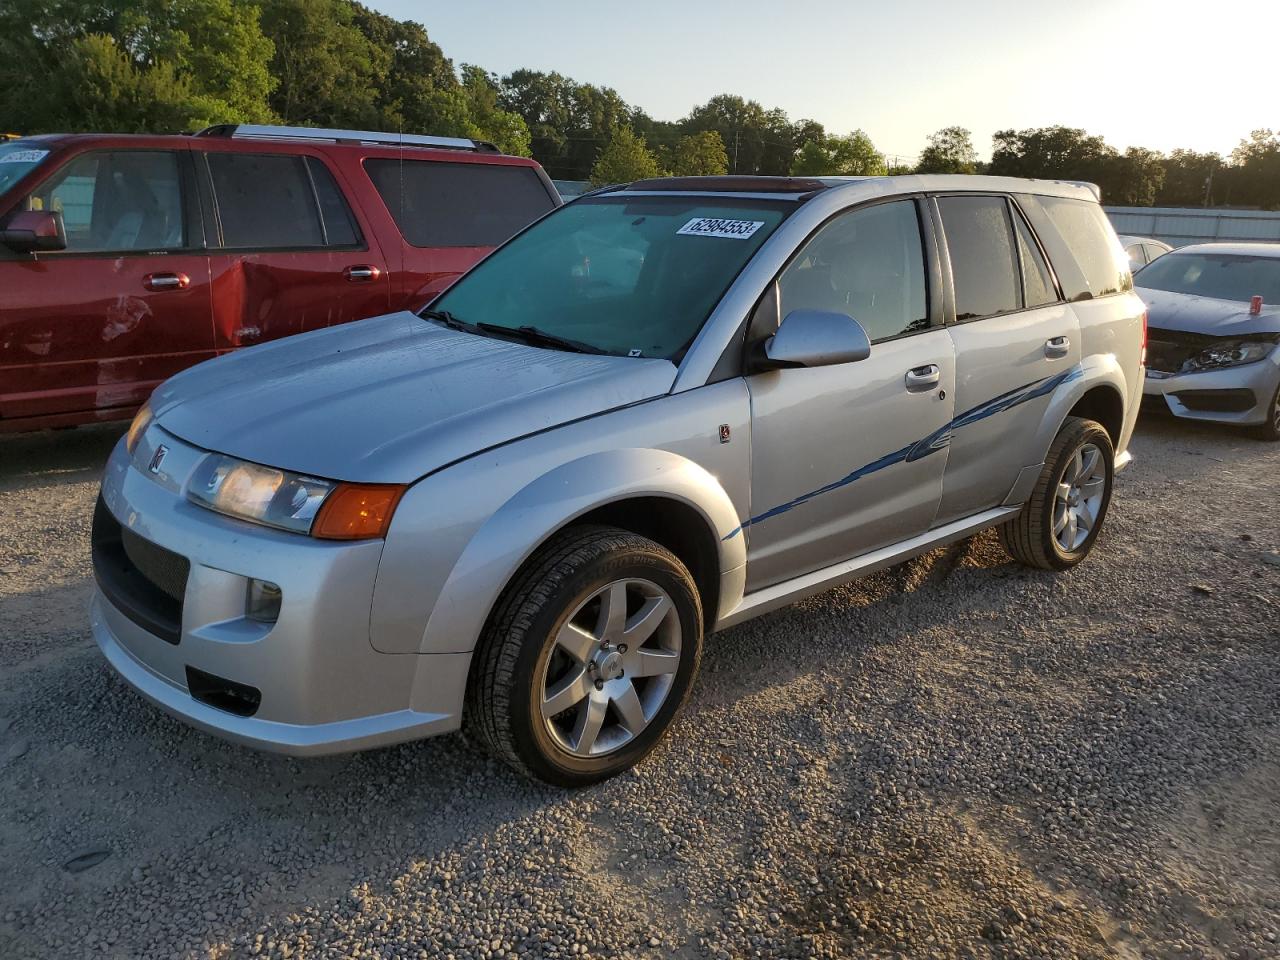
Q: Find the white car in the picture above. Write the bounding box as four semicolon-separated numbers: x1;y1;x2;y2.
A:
1117;234;1172;273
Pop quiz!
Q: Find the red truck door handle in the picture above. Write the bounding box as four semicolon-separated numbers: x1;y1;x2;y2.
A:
344;265;381;282
143;272;190;291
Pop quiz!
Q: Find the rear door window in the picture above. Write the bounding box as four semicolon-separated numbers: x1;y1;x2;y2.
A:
365;158;555;247
1038;196;1130;300
206;152;325;249
937;195;1020;321
24;150;185;252
1014;210;1059;307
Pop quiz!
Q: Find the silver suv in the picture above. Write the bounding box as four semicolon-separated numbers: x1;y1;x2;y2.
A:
92;175;1145;785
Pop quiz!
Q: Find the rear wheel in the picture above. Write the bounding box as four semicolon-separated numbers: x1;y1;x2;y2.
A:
1248;380;1280;442
466;525;702;786
999;417;1114;570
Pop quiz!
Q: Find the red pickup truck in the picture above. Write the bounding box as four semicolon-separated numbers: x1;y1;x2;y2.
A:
0;124;560;432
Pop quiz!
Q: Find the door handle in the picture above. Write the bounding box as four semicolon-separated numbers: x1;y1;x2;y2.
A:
143;272;189;292
344;264;381;282
905;364;941;391
1045;335;1070;358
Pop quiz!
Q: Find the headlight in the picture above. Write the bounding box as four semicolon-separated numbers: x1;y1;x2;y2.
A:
125;401;153;454
1184;339;1277;372
188;454;334;535
186;453;405;540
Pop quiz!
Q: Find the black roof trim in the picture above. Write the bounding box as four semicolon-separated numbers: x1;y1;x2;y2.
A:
624;176;830;194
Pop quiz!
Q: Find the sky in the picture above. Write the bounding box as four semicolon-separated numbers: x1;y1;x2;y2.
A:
375;0;1279;163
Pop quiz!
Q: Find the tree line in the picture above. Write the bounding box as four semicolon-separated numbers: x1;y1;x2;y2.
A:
3;0;1279;207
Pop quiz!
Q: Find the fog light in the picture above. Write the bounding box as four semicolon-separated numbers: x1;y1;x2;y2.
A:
246;579;282;623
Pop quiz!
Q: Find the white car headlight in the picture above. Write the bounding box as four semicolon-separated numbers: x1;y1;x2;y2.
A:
1184;338;1277;372
187;454;334;534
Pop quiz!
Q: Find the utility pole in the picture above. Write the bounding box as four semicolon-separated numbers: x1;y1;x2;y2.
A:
733;130;740;175
1203;161;1215;208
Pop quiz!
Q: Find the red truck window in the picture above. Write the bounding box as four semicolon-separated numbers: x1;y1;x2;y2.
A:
207;153;326;249
364;158;554;248
25;151;185;253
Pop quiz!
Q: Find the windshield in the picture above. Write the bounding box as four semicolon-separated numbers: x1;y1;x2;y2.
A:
0;141;51;202
427;194;792;359
1136;252;1280;304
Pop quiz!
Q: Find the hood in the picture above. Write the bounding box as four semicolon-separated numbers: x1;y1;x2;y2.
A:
1137;287;1280;337
152;312;677;483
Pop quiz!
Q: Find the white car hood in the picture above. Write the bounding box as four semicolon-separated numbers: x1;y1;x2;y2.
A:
151;312;677;483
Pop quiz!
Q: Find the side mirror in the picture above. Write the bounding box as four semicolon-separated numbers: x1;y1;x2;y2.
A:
1;210;66;253
753;309;872;371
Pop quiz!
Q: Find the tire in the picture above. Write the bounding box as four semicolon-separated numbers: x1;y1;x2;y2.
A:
465;524;703;787
998;417;1115;571
1247;380;1280;442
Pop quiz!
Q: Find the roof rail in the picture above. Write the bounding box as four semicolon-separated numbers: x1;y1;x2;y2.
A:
193;124;500;153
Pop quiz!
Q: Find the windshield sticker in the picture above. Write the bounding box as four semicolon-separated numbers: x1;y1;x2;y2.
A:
677;217;765;240
0;149;48;164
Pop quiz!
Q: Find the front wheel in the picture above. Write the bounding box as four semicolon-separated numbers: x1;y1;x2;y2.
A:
1248;379;1280;442
466;525;703;786
999;417;1115;570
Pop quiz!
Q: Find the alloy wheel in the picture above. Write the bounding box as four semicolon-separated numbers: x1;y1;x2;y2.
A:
1053;442;1107;552
540;578;682;758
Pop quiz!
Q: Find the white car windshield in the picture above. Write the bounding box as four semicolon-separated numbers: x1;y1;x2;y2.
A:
1136;252;1280;304
428;194;793;360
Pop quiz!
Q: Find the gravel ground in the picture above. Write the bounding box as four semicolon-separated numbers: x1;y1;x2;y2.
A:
0;414;1277;960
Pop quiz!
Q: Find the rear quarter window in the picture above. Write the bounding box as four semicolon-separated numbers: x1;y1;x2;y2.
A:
1038;196;1131;301
365;158;555;248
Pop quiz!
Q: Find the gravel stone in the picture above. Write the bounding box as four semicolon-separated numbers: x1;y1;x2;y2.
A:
1;417;1278;959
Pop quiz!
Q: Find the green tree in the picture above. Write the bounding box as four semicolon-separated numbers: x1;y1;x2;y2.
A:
0;0;275;132
353;6;456;132
589;127;659;186
916;126;977;174
989;126;1116;184
1109;147;1166;206
1157;149;1221;207
1230;130;1280;209
500;70;631;178
259;0;386;126
680;94;811;175
667;130;728;176
791;130;884;176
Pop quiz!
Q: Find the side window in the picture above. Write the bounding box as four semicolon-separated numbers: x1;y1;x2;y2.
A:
777;199;929;342
1144;243;1167;264
206;153;324;249
937;195;1020;321
364;158;556;248
305;157;361;247
1125;243;1146;269
1038;196;1131;300
1014;210;1059;307
25;151;184;252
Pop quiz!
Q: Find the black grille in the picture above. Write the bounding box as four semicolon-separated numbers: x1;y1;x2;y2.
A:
91;496;189;644
1146;327;1211;374
1173;389;1257;413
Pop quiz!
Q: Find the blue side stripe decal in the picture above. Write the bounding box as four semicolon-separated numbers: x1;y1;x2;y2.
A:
723;364;1083;541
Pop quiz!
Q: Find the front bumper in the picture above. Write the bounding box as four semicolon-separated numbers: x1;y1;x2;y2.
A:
92;428;469;756
1143;353;1280;426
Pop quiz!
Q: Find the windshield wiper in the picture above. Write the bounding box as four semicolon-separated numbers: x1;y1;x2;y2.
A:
475;322;606;355
419;308;474;332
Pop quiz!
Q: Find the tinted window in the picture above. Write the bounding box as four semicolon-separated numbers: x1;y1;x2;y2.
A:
1039;196;1130;300
1144;243;1168;264
431;195;789;359
1135;252;1280;303
306;157;360;247
24;151;184;252
365;159;555;248
938;196;1020;320
778;200;928;342
1015;211;1058;307
207;153;324;249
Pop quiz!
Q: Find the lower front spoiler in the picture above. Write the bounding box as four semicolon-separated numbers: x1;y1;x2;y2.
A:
1143;359;1280;426
92;595;465;757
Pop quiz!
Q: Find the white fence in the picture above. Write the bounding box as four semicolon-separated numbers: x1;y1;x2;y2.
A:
1104;205;1280;248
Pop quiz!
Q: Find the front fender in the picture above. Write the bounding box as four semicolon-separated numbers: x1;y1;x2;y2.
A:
420;448;745;656
375;447;746;659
